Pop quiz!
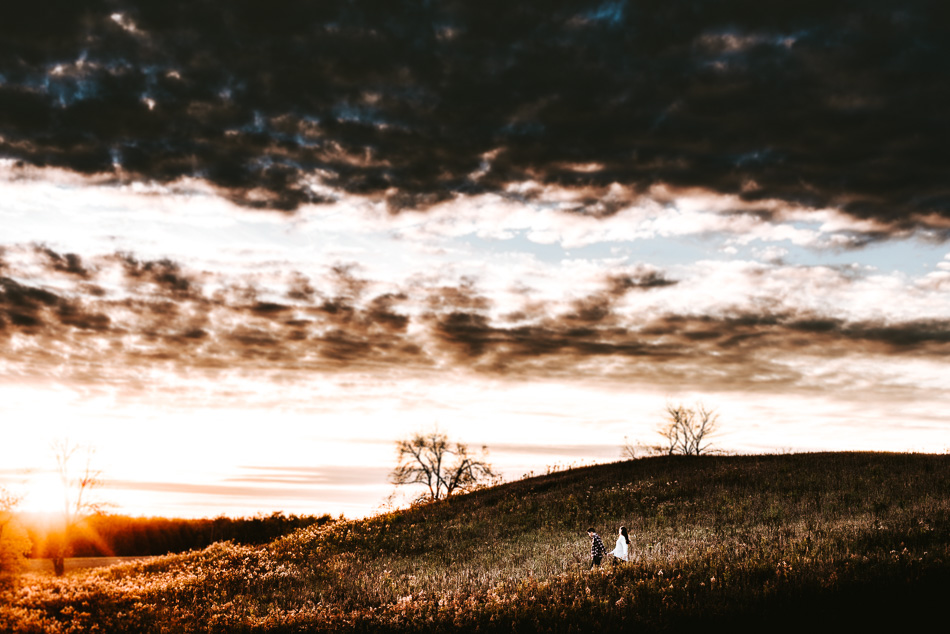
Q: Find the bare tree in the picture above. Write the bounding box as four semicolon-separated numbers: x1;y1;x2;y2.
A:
390;431;496;503
622;402;720;458
658;402;719;456
620;437;653;460
49;440;107;576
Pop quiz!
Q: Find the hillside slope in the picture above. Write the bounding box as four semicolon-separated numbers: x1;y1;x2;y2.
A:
3;452;949;632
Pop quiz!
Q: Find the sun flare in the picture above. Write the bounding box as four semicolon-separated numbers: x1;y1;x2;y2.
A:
22;473;67;517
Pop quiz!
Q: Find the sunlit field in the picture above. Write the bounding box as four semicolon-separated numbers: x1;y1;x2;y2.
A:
2;452;949;633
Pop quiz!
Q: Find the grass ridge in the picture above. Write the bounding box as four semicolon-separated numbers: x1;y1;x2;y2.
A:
2;451;948;632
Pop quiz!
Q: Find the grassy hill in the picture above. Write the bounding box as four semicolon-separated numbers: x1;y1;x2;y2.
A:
2;452;949;632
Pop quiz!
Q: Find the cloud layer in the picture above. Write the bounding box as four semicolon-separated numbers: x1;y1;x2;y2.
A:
3;243;949;396
2;1;949;230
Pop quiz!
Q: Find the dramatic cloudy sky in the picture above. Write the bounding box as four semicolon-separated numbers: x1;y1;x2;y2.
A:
2;1;949;518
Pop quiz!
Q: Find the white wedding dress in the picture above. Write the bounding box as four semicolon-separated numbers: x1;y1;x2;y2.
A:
612;535;628;561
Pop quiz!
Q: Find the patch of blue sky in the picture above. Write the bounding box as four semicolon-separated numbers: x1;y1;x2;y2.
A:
39;57;142;107
141;65;170;91
457;232;569;263
802;238;948;275
37;71;100;106
333;103;385;126
292;133;325;149
449;225;949;278
719;230;949;276
227;112;324;149
239;111;267;134
454;230;715;269
330;102;412;134
584;0;626;26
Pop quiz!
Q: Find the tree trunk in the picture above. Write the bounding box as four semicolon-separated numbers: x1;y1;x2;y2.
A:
51;533;68;576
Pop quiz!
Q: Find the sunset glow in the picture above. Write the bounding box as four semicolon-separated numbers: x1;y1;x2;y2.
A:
19;473;66;517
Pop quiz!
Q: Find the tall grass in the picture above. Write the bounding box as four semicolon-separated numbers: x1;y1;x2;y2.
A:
2;452;948;632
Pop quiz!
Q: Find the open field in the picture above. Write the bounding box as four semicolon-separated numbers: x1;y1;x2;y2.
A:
2;452;949;632
24;557;158;576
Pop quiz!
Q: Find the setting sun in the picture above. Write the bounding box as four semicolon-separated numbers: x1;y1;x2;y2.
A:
20;473;66;518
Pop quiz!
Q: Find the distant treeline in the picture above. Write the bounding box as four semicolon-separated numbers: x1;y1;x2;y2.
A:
22;512;334;558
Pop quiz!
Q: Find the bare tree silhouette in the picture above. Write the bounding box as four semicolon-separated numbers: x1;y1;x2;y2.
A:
49;440;108;575
390;430;496;503
623;402;720;458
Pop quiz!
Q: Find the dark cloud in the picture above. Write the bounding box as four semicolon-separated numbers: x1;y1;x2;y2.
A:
607;269;677;294
425;278;492;313
35;244;92;278
0;276;64;333
564;267;677;325
366;293;410;332
115;253;196;297
251;302;291;317
0;274;115;344
427;305;950;388
286;272;316;302
56;301;111;331
1;2;948;231
4;246;948;392
2;250;425;375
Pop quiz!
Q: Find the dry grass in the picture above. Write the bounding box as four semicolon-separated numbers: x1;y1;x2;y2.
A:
2;452;949;632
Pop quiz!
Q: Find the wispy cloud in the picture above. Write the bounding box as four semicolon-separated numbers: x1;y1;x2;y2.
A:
227;465;393;487
103;478;376;505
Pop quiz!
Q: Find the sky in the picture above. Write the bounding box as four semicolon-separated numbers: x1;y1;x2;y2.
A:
2;1;949;519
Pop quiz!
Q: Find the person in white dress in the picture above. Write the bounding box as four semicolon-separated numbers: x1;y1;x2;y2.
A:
611;526;630;562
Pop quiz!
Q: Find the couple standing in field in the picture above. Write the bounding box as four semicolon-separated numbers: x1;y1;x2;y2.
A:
587;526;630;569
